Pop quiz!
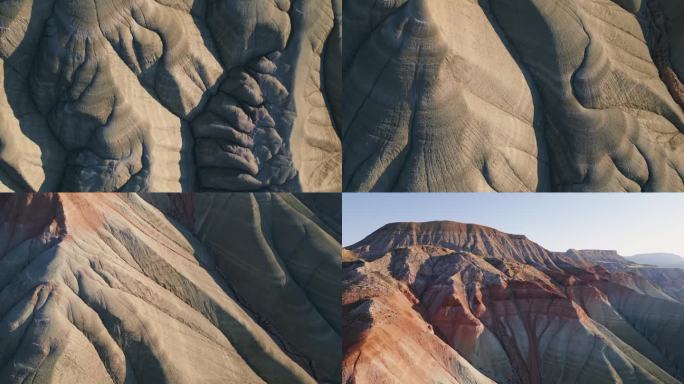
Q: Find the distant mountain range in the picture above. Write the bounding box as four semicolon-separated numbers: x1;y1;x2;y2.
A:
629;253;684;269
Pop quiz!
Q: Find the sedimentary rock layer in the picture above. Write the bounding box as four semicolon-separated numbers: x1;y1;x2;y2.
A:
0;192;341;383
343;221;684;383
0;0;341;192
343;0;684;191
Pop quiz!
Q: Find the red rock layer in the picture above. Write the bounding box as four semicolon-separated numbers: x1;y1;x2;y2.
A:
343;222;684;383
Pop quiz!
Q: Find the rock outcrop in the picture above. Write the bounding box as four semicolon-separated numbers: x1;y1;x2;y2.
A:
343;221;684;383
343;0;684;191
0;192;341;383
0;0;341;192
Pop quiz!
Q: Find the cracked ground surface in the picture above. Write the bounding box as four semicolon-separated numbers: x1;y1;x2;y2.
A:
343;0;684;192
0;192;341;383
0;0;341;192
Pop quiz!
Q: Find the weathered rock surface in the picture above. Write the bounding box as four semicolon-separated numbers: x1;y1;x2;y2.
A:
0;0;341;192
343;0;684;192
0;192;341;383
343;221;684;383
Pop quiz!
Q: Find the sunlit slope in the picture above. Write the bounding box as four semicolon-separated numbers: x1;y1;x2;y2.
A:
0;193;341;383
343;0;684;192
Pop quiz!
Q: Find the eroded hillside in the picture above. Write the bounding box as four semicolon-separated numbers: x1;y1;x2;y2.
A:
343;221;684;383
343;0;684;191
0;192;341;383
0;0;341;192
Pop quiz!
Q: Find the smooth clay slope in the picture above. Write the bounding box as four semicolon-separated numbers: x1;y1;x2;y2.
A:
0;0;341;192
343;0;684;192
343;221;684;383
0;192;341;383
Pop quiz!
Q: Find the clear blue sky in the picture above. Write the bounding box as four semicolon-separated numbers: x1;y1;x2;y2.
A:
343;193;684;256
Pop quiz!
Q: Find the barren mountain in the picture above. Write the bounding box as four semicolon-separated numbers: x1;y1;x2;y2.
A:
343;0;684;192
343;221;684;383
630;253;684;268
0;0;341;192
0;192;341;383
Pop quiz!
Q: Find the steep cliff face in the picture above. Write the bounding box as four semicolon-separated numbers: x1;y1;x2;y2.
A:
343;0;684;192
343;221;684;383
0;0;341;192
0;193;341;384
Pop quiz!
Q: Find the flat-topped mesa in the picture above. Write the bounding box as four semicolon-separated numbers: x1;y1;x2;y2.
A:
344;221;684;383
570;248;620;259
566;249;631;266
348;220;565;269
